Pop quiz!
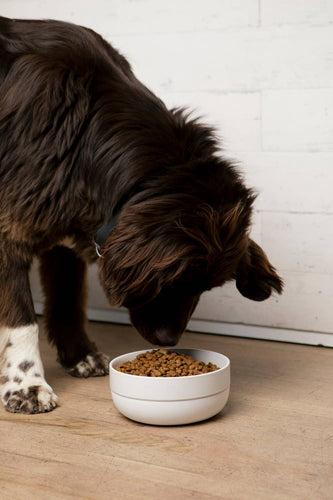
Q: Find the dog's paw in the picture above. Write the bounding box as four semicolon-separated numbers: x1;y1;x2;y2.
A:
0;324;58;414
2;381;58;414
67;352;110;378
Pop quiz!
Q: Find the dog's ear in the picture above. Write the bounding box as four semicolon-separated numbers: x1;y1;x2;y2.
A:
98;202;191;308
235;239;283;301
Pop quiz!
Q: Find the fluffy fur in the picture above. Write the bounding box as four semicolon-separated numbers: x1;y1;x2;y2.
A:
0;17;283;413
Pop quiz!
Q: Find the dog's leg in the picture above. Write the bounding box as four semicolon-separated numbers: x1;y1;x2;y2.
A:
39;246;109;378
0;253;58;414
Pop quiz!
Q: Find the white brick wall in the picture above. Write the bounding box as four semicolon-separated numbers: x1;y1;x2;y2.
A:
3;1;332;344
262;90;333;152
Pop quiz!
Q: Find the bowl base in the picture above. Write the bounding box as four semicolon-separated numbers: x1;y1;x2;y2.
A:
111;389;229;426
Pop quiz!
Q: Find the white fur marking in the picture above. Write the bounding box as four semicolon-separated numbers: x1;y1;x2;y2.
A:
0;324;58;413
67;352;110;378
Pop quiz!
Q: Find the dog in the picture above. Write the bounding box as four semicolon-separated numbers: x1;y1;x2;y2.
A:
0;17;283;414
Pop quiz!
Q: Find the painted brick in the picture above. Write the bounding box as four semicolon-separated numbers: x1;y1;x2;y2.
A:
262;212;333;275
161;91;261;152
108;26;333;93
1;0;259;33
262;90;333;152
261;0;333;26
237;152;333;213
193;271;333;333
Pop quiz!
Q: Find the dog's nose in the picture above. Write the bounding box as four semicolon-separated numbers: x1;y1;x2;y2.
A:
154;328;179;346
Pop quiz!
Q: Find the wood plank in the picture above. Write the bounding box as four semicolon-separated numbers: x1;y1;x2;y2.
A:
0;321;332;499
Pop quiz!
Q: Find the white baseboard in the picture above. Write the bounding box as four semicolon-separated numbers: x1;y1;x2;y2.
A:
34;302;333;348
187;318;333;347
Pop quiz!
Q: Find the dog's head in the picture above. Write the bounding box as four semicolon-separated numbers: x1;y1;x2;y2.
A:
98;182;283;345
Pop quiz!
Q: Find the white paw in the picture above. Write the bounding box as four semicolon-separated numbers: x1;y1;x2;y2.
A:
2;378;58;414
67;352;110;378
0;324;58;414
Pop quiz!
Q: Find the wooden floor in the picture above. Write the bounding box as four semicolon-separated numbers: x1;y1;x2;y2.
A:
1;320;332;500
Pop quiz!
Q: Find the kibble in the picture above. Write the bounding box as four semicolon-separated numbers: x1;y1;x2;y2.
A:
116;349;220;377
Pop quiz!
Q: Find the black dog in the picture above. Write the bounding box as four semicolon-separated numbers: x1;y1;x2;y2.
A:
0;17;283;413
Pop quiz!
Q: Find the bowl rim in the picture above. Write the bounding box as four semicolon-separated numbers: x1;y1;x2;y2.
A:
109;347;230;380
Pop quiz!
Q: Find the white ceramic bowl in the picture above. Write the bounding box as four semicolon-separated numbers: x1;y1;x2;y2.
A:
109;348;230;426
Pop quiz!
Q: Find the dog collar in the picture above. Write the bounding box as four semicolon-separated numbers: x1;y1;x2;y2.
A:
94;211;120;257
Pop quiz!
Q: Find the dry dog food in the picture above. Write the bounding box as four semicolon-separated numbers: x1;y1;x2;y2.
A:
116;349;220;377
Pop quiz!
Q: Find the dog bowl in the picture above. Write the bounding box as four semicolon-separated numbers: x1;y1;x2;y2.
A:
109;348;230;426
